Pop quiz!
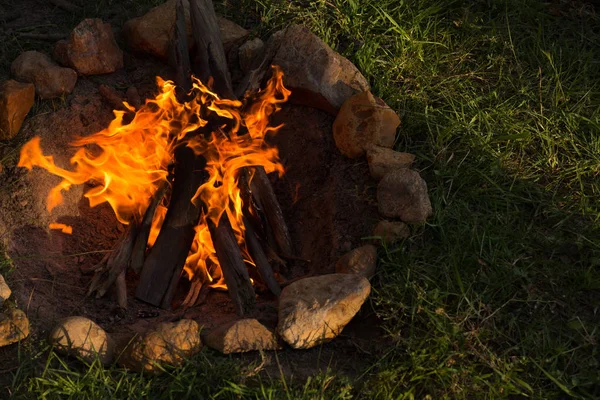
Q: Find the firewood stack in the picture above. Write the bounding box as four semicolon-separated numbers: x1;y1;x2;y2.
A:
88;0;292;315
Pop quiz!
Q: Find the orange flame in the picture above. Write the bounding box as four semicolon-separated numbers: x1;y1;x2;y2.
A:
49;223;73;234
18;66;291;288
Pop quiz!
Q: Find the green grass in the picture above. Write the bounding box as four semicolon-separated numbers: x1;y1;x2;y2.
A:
2;0;600;398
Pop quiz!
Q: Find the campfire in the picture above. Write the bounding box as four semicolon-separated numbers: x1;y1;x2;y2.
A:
1;0;429;367
18;0;293;316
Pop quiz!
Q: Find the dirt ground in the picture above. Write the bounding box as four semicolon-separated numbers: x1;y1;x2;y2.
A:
0;0;387;388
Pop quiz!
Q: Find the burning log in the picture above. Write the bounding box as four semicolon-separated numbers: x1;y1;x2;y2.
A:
250;167;294;256
135;146;206;308
208;214;256;315
242;215;281;296
130;179;170;274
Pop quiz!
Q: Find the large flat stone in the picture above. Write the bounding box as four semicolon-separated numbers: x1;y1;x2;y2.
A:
277;274;370;349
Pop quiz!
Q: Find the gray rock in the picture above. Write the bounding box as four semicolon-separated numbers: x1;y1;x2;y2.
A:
121;319;201;374
272;24;369;113
48;316;114;364
333;91;400;158
203;319;280;354
11;51;77;99
122;0;248;60
239;38;265;73
367;146;415;181
373;220;410;245
278;274;370;349
0;309;30;347
54;18;123;75
377;169;432;223
0;274;12;305
0;80;35;140
335;244;377;279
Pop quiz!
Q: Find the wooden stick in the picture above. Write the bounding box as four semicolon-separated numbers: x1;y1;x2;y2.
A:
234;32;283;99
126;87;142;109
87;223;139;300
98;84;128;111
208;214;256;316
250;166;294;256
181;275;202;310
130;180;169;274
243;215;281;296
115;270;127;309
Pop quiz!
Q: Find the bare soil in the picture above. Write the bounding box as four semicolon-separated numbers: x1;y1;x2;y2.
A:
0;0;387;390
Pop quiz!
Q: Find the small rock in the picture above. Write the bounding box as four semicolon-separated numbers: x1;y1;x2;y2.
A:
48;316;114;364
238;38;265;73
0;309;30;347
121;319;201;374
333;91;400;158
377;169;432;223
122;0;248;60
54;19;123;75
0;80;35;140
373;220;410;244
272;24;370;113
0;274;10;305
335;245;377;279
278;274;370;349
11;51;77;99
203;319;280;354
367;146;415;181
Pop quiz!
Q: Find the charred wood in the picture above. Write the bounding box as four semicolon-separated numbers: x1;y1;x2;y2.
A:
189;0;234;98
130;180;170;274
250;166;293;256
87;222;139;302
208;214;256;316
242;215;281;296
135;146;206;308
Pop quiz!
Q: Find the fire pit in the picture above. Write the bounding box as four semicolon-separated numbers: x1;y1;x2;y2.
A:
0;0;431;373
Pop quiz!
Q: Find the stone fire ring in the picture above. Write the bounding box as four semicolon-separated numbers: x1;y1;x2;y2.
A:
0;5;432;374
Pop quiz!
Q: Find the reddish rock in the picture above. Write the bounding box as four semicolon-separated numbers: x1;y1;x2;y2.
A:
278;274;370;349
203;319;280;354
333;91;400;158
335;244;378;279
0;80;35;140
377;169;432;223
54;19;123;75
272;24;370;113
122;0;248;60
11;51;77;99
367;146;415;180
